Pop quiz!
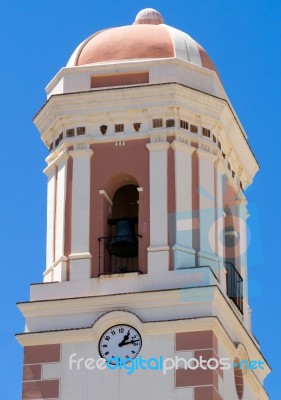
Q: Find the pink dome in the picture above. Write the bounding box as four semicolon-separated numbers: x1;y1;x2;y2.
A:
69;8;217;75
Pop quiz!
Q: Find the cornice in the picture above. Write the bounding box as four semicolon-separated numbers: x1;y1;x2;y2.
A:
33;84;235;137
46;57;220;96
15;315;219;345
34;83;258;188
18;287;205;318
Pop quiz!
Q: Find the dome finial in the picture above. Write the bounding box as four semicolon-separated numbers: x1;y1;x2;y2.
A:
134;8;164;25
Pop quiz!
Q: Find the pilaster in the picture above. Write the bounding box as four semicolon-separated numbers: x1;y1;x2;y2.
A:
43;151;69;282
43;164;57;275
69;145;94;280
171;139;196;268
196;149;220;274
146;140;170;273
215;160;227;293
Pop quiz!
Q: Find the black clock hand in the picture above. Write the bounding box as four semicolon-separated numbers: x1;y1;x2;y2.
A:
119;339;140;347
118;331;131;347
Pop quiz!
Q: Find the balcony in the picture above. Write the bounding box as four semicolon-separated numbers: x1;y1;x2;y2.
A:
225;262;243;314
98;234;142;275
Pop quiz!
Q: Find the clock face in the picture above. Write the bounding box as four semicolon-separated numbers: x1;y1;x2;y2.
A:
99;324;142;364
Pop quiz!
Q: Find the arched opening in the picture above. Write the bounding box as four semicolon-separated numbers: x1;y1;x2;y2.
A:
224;205;237;266
98;184;141;275
111;184;139;222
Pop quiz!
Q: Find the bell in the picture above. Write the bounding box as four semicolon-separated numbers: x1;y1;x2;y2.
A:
108;219;138;258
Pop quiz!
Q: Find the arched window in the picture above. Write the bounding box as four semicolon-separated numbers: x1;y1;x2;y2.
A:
98;184;141;275
111;184;139;224
224;205;237;266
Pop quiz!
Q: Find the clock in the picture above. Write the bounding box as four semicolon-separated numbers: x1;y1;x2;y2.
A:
99;324;142;364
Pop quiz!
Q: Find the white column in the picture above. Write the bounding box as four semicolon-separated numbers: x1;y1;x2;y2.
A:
215;160;227;293
146;141;170;273
196;149;219;272
237;196;249;308
171;139;196;268
43;152;69;282
69;146;93;280
54;152;69;281
43;164;57;282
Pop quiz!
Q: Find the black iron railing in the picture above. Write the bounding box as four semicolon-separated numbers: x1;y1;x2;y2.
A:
98;234;142;275
225;262;243;314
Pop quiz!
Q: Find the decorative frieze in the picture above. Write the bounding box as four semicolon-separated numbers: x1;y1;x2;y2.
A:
45;113;243;188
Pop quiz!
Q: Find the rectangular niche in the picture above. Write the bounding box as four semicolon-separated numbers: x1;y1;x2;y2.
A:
91;72;149;89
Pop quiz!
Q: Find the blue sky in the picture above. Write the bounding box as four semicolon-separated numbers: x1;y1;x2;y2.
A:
0;0;280;398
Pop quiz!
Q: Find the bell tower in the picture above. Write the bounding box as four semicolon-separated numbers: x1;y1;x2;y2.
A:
17;8;270;400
